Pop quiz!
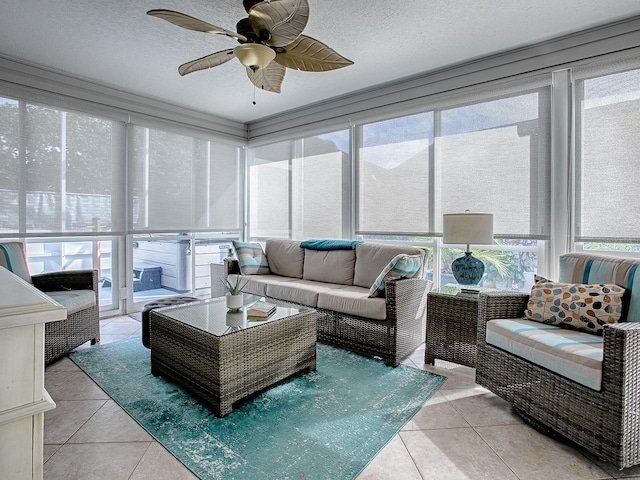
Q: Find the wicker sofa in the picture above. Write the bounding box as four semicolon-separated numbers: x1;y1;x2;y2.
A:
0;242;100;365
216;239;431;367
476;252;640;469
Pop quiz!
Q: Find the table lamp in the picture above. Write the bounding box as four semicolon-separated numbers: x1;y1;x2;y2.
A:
442;212;494;286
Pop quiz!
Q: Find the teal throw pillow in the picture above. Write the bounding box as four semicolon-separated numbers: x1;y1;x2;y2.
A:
232;240;270;275
368;254;422;298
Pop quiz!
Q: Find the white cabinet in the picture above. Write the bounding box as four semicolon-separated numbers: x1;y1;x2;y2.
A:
0;268;66;479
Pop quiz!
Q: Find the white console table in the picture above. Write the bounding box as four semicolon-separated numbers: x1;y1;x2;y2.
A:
0;267;66;479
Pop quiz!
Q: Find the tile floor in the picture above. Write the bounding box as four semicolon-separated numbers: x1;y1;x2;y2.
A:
43;315;640;480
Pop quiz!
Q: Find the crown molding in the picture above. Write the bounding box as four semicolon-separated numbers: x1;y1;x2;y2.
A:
0;55;247;142
247;15;640;142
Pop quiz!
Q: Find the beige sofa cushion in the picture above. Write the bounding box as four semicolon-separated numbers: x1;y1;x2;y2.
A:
353;243;425;289
317;286;387;320
265;239;304;278
266;279;345;307
231;274;296;297
303;249;356;285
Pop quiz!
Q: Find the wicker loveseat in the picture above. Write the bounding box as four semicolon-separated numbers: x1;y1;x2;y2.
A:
0;242;100;365
215;239;431;367
476;252;640;469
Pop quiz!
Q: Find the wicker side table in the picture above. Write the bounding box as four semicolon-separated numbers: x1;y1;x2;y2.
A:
425;291;479;367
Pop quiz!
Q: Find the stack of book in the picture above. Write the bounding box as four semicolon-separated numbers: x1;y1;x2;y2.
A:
247;301;277;319
459;288;480;296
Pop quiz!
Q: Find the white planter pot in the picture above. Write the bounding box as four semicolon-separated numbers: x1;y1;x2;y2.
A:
226;292;244;311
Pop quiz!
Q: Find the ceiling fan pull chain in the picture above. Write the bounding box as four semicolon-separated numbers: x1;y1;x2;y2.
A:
253;84;257;105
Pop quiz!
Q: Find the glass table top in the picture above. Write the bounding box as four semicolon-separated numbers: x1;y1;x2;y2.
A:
153;294;312;337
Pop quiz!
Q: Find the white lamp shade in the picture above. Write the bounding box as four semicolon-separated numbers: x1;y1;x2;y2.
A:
443;213;494;245
234;43;276;70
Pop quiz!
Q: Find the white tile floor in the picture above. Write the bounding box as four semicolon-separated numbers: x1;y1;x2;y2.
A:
43;316;640;480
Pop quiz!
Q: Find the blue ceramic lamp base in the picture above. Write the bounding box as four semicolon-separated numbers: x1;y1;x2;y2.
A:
451;251;485;286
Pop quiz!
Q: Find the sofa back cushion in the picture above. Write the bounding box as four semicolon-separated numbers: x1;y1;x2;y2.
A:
559;253;640;322
353;243;425;289
0;242;32;284
303;249;356;285
265;239;304;278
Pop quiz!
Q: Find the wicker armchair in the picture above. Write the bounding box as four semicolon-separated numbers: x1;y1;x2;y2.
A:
0;242;100;364
475;253;640;469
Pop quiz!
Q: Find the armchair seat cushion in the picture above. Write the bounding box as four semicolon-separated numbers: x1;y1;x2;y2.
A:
47;290;96;315
486;318;603;390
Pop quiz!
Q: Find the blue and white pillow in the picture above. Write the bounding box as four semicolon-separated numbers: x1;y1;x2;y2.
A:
368;254;422;298
232;240;270;275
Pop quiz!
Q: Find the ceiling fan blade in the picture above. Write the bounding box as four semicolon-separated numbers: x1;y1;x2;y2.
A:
275;35;353;72
248;0;309;47
247;61;286;93
178;49;235;76
147;9;248;42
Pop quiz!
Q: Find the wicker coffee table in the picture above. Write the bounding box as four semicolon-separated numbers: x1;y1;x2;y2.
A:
149;295;317;417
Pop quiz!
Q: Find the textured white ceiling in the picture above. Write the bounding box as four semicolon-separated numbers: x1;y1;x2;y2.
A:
1;0;640;124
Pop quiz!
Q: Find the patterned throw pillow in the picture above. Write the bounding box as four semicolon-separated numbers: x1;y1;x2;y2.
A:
232;241;270;275
524;275;627;335
368;254;423;298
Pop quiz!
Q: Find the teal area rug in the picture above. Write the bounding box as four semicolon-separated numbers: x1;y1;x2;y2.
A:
70;338;445;480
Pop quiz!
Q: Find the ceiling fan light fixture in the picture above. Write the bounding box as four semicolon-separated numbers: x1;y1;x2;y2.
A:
148;0;353;94
234;43;275;71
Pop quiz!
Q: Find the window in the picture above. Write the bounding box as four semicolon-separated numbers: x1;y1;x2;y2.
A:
0;98;125;235
250;80;551;288
440;240;539;292
26;238;117;308
249;130;350;239
574;64;640;245
249;140;291;238
128;126;242;232
0;98;125;311
0;98;20;232
0;96;244;314
129;232;241;306
437;91;550;238
357;84;551;240
358;113;432;235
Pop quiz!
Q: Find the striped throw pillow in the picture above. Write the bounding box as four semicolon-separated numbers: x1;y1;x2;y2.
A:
0;242;32;283
232;241;270;275
368;254;422;298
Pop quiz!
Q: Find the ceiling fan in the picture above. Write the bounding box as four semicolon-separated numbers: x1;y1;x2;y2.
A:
147;0;353;94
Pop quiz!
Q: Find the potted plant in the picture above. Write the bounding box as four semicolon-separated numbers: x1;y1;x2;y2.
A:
223;276;248;311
